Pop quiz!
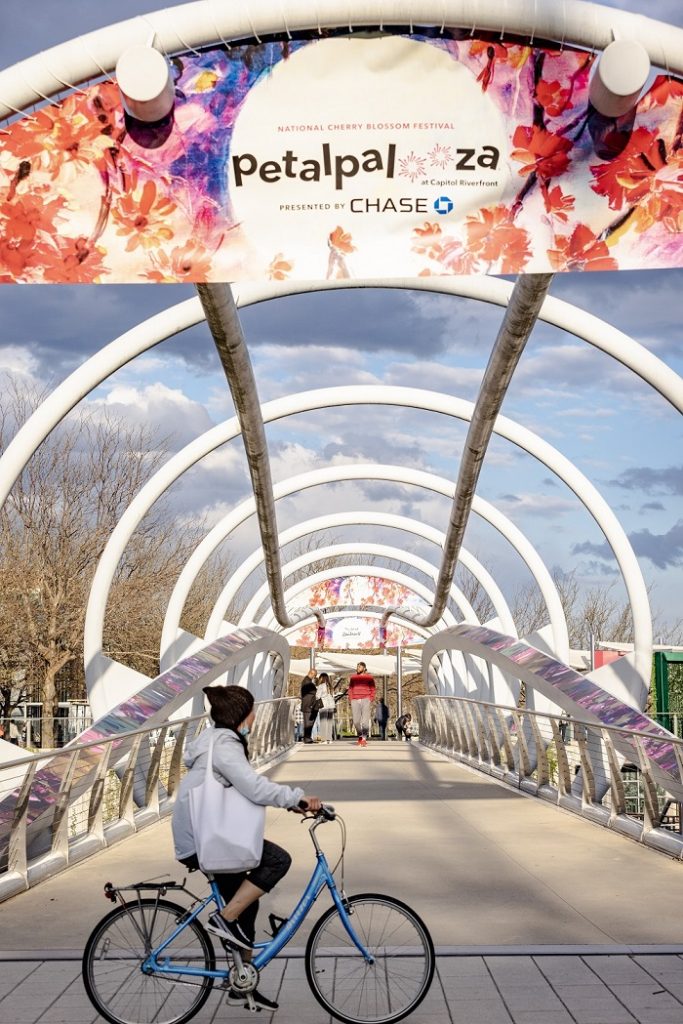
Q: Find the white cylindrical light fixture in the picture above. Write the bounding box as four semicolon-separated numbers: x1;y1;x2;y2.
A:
589;39;651;118
116;45;175;122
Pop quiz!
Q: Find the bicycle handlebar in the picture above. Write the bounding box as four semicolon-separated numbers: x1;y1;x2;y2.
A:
297;800;336;820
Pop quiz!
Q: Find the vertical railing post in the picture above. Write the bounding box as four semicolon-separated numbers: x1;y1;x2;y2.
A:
87;742;112;843
50;749;81;863
7;760;37;885
144;727;169;815
119;735;143;830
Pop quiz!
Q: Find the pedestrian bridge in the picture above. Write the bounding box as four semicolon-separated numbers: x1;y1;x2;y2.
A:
4;740;683;1024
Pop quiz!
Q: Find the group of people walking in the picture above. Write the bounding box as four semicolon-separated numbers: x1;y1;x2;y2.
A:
298;661;413;744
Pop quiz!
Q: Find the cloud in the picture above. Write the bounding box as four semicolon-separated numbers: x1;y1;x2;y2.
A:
640;501;665;513
611;465;683;496
242;289;452;356
91;382;215;449
628;521;683;570
573;521;683;570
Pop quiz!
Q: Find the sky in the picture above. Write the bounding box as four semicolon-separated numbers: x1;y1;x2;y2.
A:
1;1;682;641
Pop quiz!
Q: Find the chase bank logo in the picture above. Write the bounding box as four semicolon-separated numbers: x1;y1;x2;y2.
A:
433;195;454;215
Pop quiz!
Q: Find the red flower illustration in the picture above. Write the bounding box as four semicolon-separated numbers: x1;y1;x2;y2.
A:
42;236;109;283
470;40;530;90
464;205;532;273
511;124;572;180
536;79;573;118
267;253;294;281
328;226;356;255
111;178;177;251
542;183;575;223
548;224;618;272
591;127;674;210
411;222;443;261
143;240;216;282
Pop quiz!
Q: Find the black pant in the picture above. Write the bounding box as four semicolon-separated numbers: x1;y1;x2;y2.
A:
180;839;291;941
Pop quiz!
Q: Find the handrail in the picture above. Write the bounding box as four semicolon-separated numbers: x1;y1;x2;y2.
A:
0;697;297;902
415;694;683;861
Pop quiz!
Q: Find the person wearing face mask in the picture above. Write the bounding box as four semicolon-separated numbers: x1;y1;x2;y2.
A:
172;685;322;1010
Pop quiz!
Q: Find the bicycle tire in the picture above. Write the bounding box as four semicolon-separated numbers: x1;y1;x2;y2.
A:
305;893;435;1024
82;898;215;1024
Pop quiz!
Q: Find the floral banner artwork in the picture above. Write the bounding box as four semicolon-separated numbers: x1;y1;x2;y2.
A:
0;31;681;283
288;575;425;649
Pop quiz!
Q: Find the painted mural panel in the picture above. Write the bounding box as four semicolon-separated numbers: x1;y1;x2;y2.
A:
0;32;680;282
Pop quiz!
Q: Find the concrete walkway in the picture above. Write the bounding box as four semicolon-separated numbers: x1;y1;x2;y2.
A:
3;741;683;1023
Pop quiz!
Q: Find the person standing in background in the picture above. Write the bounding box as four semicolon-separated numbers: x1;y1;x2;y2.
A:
375;699;389;740
348;661;376;747
300;670;318;744
315;673;336;744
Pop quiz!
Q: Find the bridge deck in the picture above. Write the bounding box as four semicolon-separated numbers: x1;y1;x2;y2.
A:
2;741;683;1023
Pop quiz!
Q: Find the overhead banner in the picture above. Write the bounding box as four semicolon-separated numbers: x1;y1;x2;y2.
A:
0;32;681;283
290;575;425;649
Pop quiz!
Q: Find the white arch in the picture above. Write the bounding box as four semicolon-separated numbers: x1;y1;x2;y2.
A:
205;511;516;639
150;386;649;682
1;1;682;119
256;563;495;699
152;460;566;665
2;278;683;517
240;543;471;626
0;306;667;705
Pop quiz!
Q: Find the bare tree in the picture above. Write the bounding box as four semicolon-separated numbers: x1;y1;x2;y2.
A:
0;382;199;745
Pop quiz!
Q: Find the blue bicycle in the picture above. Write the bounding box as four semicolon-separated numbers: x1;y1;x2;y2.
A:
82;805;435;1024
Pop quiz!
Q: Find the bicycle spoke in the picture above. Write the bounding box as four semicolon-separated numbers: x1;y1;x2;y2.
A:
307;896;434;1024
83;900;215;1024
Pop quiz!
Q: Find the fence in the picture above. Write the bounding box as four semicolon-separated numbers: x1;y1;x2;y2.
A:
1;712;94;751
0;697;296;902
414;694;683;859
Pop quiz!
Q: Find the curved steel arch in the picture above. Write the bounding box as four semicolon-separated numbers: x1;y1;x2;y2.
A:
147;385;647;685
240;542;472;627
154;463;566;669
251;551;499;700
253;561;499;704
1;0;682;119
205;511;516;639
257;562;486;698
1;278;681;519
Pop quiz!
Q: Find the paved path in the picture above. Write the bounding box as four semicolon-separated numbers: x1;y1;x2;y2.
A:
3;741;683;1023
3;953;683;1024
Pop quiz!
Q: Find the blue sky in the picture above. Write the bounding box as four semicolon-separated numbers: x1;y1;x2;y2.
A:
1;1;682;639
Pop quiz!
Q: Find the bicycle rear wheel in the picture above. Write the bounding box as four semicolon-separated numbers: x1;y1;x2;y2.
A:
305;893;435;1024
82;898;215;1024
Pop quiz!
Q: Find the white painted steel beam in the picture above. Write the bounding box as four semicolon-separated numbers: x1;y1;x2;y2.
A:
2;279;680;520
256;563;485;698
205;511;516;639
239;542;473;626
1;1;682;120
150;461;567;668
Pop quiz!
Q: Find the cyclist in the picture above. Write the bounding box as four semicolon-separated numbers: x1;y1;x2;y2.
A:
172;684;322;1010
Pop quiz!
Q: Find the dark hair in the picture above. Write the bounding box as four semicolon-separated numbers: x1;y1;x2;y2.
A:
357;661;367;671
318;672;330;687
203;684;254;753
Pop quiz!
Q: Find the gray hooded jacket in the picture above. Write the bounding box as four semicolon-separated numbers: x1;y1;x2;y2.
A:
172;727;304;861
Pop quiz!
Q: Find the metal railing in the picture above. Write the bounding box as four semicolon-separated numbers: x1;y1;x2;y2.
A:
414;694;683;859
0;697;296;902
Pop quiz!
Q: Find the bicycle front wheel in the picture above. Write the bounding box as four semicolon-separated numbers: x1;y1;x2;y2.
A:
305;893;435;1024
82;898;215;1024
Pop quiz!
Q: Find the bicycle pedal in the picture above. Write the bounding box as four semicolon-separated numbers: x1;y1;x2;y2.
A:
267;913;288;937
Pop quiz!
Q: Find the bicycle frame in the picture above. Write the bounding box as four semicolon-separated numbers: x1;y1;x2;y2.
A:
142;839;372;981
